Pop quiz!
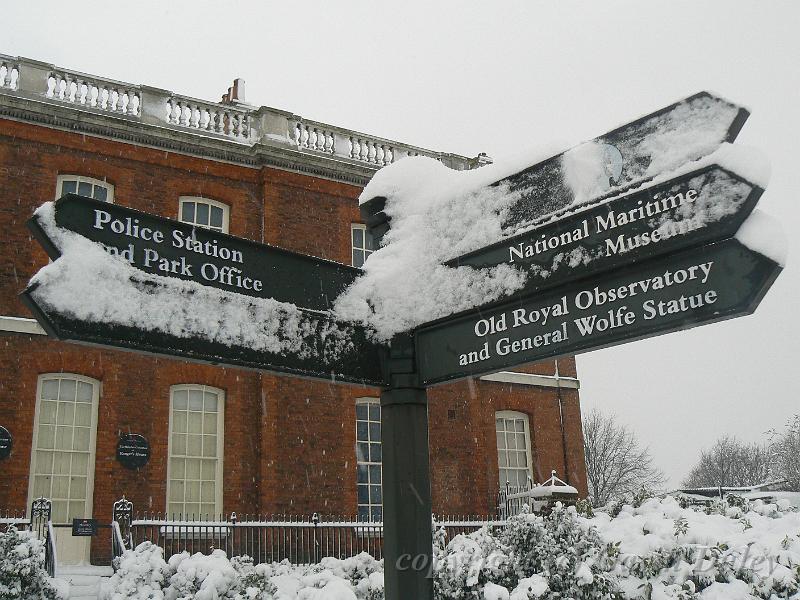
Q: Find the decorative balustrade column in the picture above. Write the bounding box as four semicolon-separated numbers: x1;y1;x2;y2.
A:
332;132;352;159
139;85;173;127
250;106;295;146
14;57;52;97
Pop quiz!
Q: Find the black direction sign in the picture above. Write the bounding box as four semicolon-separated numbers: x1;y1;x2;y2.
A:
449;165;762;301
21;278;385;386
22;196;386;387
361;92;748;246
500;92;749;227
29;194;359;312
416;238;781;386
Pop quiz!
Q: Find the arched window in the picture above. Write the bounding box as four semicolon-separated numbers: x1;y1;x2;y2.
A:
28;373;101;565
179;197;230;233
28;374;100;524
355;397;382;522
495;410;533;488
167;384;225;517
56;174;114;202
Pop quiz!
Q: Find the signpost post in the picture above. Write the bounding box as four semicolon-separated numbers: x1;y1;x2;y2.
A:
19;92;783;600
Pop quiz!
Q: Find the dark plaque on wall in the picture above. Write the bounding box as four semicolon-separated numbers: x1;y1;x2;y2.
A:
0;426;11;459
72;518;98;536
116;433;150;469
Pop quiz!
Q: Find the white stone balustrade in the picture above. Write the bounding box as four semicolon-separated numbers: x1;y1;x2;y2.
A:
291;116;442;167
0;55;483;169
165;95;251;141
46;69;141;116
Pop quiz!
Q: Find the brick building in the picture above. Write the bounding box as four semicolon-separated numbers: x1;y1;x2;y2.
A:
0;55;587;565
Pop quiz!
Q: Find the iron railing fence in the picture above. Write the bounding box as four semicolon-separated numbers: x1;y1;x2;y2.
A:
0;508;30;533
0;499;56;577
125;512;505;564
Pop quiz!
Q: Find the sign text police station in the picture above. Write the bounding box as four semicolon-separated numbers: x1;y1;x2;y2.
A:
92;208;264;292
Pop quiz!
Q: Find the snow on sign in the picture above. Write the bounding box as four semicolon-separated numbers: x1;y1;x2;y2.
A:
449;165;764;302
21;196;385;386
499;92;750;228
417;236;783;386
28;194;357;311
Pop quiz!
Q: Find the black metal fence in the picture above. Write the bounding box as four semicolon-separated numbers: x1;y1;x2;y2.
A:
4;490;573;571
121;511;502;564
0;498;57;577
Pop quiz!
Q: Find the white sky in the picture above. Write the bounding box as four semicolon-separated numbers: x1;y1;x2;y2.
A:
7;1;800;488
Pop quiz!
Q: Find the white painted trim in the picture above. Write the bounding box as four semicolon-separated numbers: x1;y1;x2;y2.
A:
56;174;115;203
480;371;580;389
28;373;101;565
495;410;534;487
167;384;225;516
0;316;46;335
178;196;231;233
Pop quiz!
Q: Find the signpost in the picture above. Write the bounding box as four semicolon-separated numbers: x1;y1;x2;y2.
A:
19;92;783;600
449;166;763;301
420;238;781;386
28;194;358;311
499;92;749;227
21;195;385;387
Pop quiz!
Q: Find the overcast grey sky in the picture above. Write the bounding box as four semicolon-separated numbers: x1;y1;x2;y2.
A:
6;1;800;487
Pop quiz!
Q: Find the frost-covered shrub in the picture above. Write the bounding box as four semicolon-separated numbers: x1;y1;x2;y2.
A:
433;505;618;600
432;523;515;599
228;556;278;600
0;525;64;600
97;494;800;600
100;541;171;600
164;549;244;600
501;505;618;599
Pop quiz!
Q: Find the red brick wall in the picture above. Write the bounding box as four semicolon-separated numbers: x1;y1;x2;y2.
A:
0;121;587;564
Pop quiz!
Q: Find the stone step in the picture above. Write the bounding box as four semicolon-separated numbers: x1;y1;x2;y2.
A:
56;565;113;600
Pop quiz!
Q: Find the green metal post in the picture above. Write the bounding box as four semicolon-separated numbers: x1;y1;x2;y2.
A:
381;334;433;600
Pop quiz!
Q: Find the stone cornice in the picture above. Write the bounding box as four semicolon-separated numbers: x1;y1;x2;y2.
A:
0;93;378;186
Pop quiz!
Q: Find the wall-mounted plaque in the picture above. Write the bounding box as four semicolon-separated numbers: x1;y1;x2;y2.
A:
0;426;11;459
116;433;150;469
72;518;98;536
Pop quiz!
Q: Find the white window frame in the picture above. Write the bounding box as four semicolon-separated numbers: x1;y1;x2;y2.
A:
166;384;225;518
56;174;114;203
178;196;230;233
355;397;382;522
495;410;534;489
27;373;101;522
351;223;375;267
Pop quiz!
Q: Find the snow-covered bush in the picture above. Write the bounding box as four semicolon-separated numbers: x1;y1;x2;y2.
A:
98;495;800;599
0;525;64;600
433;505;617;599
101;541;171;600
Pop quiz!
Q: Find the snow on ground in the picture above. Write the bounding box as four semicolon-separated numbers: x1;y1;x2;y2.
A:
97;495;800;599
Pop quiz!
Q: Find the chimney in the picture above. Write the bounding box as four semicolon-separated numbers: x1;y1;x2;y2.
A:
221;78;245;104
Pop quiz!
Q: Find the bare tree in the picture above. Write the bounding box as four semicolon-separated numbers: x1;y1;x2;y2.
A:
682;436;773;488
771;415;800;491
582;408;666;506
